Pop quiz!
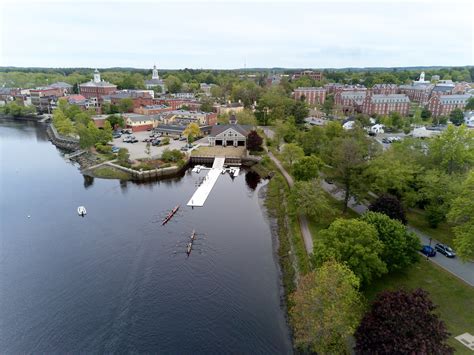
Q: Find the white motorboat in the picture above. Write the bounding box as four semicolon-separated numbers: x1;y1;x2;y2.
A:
77;206;87;216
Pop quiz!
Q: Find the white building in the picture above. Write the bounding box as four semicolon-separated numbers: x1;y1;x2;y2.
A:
208;124;250;147
464;111;474;128
370;124;385;134
145;65;166;92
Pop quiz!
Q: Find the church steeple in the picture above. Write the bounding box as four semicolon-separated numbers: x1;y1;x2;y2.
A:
152;64;159;80
93;69;101;83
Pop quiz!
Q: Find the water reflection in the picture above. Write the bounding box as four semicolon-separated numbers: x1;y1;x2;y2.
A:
83;175;94;189
245;170;261;190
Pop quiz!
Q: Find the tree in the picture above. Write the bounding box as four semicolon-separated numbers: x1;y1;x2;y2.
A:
290;260;364;354
448;170;474;260
313;219;387;284
161;149;183;162
235;109;257;126
165;75;182;93
117;148;130;165
360;212;420;272
246;130;263;151
118;98;133;113
429;124;474;174
199;98;214;112
449;108;464;126
290;179;334;219
369;194;407;225
77;121;100;148
322;94;334;115
106;114;125;129
145;141;151;159
98;120;113;144
52;109;75;136
465;97;474;110
298;125;329;156
280;143;304;167
183;122;200;143
355;289;453;354
421;107;432;121
288;100;309;125
292;155;322;181
327;132;377;211
366;148;421;202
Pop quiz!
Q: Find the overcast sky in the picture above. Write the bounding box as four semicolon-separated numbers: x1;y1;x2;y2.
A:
1;0;473;69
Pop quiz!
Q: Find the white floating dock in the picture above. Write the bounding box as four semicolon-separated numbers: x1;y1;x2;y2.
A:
187;157;226;207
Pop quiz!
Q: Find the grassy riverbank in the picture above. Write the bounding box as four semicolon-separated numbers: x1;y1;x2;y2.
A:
91;166;131;180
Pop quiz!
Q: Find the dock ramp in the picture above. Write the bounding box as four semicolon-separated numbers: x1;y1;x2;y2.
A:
187;157;225;207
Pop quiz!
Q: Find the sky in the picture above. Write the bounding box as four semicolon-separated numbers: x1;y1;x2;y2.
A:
0;0;473;69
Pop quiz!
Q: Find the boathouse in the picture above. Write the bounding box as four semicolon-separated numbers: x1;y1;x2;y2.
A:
207;115;251;147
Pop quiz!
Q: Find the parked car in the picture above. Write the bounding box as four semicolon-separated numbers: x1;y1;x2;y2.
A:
179;136;187;141
111;146;120;153
123;136;131;143
112;132;122;139
420;245;436;257
180;146;188;151
142;138;150;142
129;137;138;143
434;243;456;258
151;139;161;146
121;129;132;134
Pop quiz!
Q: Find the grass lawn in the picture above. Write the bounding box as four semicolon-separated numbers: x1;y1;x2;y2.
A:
92;166;131;180
364;260;474;354
407;208;455;245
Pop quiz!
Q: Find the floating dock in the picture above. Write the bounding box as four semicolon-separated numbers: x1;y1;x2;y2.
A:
187;157;225;207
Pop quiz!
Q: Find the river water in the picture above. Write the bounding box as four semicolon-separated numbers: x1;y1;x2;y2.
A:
0;120;292;353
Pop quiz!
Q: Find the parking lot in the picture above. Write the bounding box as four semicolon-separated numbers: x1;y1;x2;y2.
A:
112;130;188;160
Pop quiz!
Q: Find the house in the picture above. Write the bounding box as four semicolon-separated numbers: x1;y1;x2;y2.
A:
123;113;157;131
292;70;323;82
464;111;474;128
412;126;441;138
213;102;244;115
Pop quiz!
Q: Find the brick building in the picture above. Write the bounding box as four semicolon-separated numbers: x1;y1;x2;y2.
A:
362;93;410;116
134;105;174;115
427;94;472;118
399;84;433;104
79;69;117;100
292;70;324;82
335;90;367;114
372;84;398;95
293;87;326;105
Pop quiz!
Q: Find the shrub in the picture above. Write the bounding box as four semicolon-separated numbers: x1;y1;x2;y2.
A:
95;143;112;154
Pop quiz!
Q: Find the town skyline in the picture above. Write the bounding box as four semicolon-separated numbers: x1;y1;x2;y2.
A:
1;1;472;69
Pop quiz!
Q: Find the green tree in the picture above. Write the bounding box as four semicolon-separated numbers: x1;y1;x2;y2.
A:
118;98;133;113
465;97;474;110
281;143;304;167
165;75;182;93
288;100;309;125
449;108;464;126
290;260;364;354
235;109;257;126
292;155;323;181
52;109;75;135
117;148;130;165
161;149;183;162
313;219;387;284
429;124;474;174
327;132;377;211
421;107;432;121
290;179;334;219
298;125;329;156
360;212;420;272
199;98;214;112
98;120;113;144
447;170;474;260
322;94;334;115
106;114;125;129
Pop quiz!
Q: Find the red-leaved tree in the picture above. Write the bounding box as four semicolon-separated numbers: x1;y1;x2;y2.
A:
247;130;263;151
355;289;453;354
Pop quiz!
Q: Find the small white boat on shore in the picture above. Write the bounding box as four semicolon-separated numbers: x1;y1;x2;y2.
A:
77;206;87;217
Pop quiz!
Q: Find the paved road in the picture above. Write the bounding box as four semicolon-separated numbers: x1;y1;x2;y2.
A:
320;180;474;287
267;151;314;254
